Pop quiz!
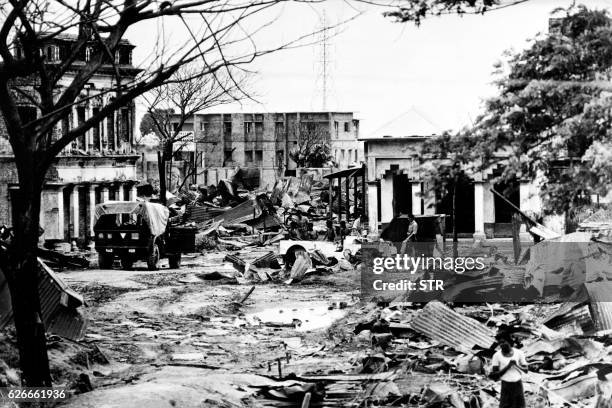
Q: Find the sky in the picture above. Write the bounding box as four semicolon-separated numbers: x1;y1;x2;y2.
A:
126;0;612;137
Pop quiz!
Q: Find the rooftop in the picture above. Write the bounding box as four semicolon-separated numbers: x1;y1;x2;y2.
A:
360;107;442;141
37;31;134;47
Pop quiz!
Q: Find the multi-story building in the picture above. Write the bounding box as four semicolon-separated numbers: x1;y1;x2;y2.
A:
0;34;141;244
158;111;361;188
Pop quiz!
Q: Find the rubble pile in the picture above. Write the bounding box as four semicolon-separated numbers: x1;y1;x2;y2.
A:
4;173;612;407
160;173;365;285
296;298;612;407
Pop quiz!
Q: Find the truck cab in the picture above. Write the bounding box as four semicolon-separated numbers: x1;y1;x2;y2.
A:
94;201;194;270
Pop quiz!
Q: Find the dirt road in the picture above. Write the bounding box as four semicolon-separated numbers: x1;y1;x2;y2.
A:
53;246;359;407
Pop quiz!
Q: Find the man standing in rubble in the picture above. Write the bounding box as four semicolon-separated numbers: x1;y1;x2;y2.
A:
399;213;418;256
490;332;528;408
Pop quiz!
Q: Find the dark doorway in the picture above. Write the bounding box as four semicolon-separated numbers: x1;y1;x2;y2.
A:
436;175;475;235
494;180;520;223
393;173;412;216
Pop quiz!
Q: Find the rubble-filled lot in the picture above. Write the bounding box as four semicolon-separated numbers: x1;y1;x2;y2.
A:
2;176;612;407
1;237;610;407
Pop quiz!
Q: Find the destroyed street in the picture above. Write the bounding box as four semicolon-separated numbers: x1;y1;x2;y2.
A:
3;1;612;408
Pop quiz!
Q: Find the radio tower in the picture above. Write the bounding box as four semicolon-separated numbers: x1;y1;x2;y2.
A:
316;10;332;111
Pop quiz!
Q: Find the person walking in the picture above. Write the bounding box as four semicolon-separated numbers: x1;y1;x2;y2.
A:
399;214;418;256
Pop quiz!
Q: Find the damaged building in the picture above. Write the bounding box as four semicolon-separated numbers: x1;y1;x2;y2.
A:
0;34;141;244
145;111;362;188
362;108;556;240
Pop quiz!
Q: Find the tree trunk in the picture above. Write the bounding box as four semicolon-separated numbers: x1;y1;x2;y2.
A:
158;150;167;205
5;184;52;386
167;156;173;193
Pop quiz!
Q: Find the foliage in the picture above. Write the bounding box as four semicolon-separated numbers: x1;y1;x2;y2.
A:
381;0;528;24
422;5;612;215
139;112;161;140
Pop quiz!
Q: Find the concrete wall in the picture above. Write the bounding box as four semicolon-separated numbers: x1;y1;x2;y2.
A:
54;156;139;183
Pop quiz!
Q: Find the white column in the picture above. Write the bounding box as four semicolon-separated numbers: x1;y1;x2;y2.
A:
39;190;46;242
100;116;106;151
70;185;79;239
411;181;422;215
101;187;109;203
117;184;125;201
72;106;79;129
89;185;96;236
367;182;379;235
71;107;79;150
86;104;93;152
102;117;108;150
474;182;485;241
129;184;137;201
380;174;394;224
112;111;118;150
57;188;64;240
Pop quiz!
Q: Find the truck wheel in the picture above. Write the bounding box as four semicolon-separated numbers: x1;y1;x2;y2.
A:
168;254;182;269
121;257;134;270
147;244;160;271
98;253;114;269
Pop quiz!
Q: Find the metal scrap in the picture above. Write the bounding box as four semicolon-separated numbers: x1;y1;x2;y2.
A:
410;301;496;353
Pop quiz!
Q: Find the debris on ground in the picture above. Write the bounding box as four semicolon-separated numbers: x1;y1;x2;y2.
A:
4;173;612;407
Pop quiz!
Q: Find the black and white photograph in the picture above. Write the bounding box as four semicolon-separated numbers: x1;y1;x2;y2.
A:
1;0;612;407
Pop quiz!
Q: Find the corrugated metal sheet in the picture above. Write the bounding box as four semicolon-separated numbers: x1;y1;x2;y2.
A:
0;259;86;340
212;199;260;226
184;205;226;223
584;282;612;334
245;214;282;230
441;275;503;302
0;273;12;328
253;251;280;268
47;307;87;340
543;282;612;335
544;304;593;335
410;301;496;353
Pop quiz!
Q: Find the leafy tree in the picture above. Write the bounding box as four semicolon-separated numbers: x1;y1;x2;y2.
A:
423;5;612;228
420;132;470;255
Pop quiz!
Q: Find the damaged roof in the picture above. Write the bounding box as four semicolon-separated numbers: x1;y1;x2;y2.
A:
544;281;612;336
411;301;496;354
0;259;87;340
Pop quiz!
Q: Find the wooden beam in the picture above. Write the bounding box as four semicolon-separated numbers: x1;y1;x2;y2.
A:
345;176;350;222
328;176;333;219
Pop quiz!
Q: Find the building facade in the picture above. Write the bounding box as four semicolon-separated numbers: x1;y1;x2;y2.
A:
156;111;361;188
361;110;562;240
0;34;140;243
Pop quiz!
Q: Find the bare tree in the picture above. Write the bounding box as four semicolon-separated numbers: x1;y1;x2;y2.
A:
141;65;248;204
0;0;341;386
289;122;333;168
